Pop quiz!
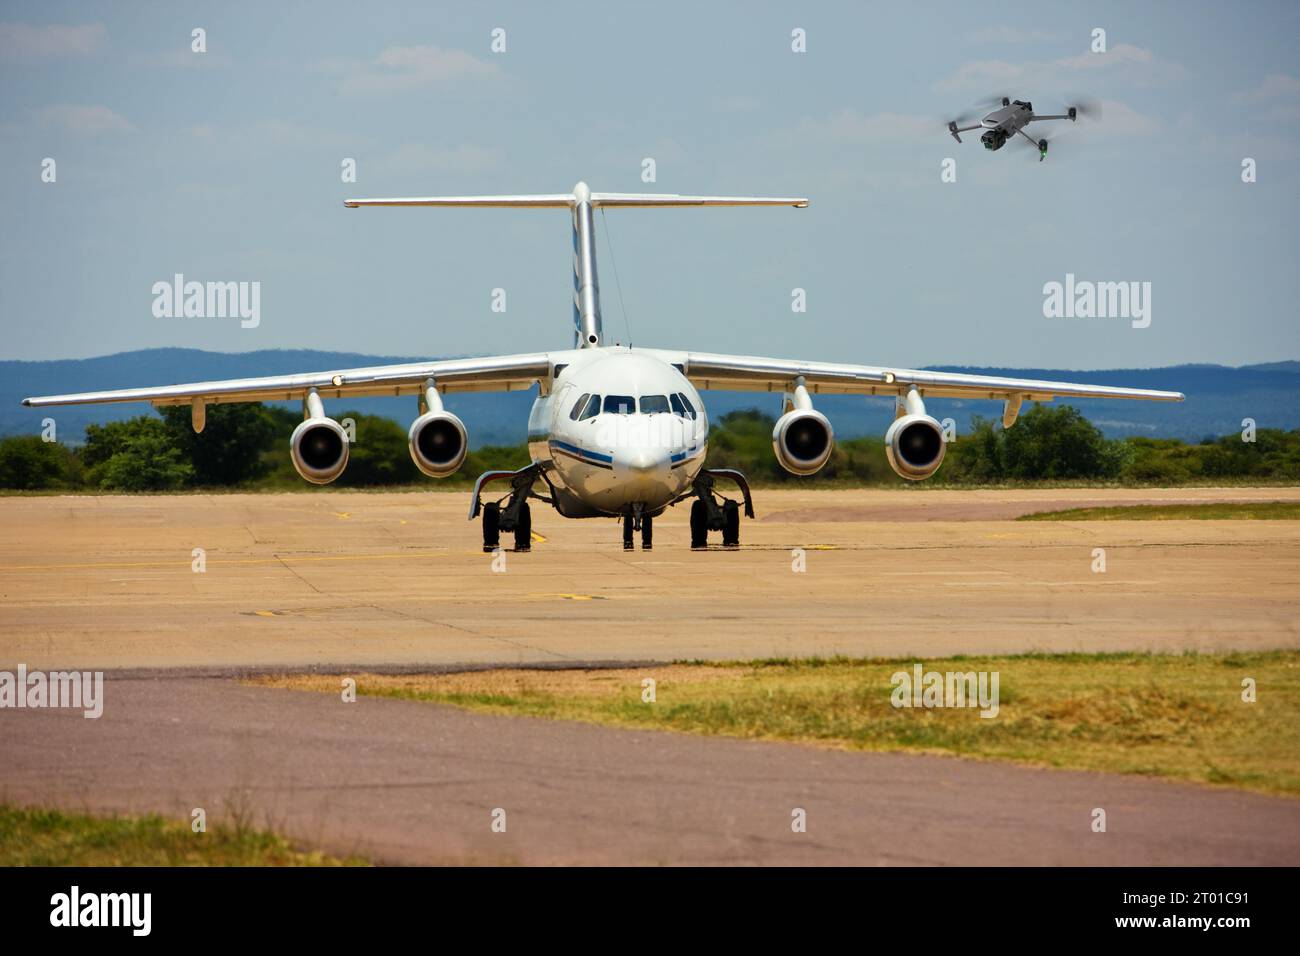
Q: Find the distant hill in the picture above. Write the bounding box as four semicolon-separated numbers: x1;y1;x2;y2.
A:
3;349;1296;445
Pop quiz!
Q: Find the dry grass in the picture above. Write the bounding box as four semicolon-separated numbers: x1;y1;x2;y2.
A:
0;804;366;867
248;651;1300;796
1020;501;1300;521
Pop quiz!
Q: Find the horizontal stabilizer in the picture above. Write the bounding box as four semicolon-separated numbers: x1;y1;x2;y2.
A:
345;183;808;210
589;193;808;208
344;194;573;208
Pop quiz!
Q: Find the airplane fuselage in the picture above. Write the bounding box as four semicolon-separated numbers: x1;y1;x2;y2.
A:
526;348;709;518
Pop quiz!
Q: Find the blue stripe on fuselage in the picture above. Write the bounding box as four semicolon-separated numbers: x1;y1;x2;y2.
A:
549;439;614;465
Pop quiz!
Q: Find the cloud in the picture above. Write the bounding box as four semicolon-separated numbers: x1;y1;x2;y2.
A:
1235;73;1300;103
937;44;1186;93
0;22;105;59
1085;99;1160;137
37;104;133;135
329;45;501;94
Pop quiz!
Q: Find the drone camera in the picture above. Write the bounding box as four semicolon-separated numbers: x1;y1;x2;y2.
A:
981;128;1008;151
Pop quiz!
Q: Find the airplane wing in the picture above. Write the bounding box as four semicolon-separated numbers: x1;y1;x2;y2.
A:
660;350;1184;404
21;352;553;409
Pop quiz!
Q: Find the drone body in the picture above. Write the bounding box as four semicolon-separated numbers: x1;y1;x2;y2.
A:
948;96;1081;161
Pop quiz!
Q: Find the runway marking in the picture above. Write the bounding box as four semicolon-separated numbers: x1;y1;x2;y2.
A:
332;512;351;520
0;550;460;572
247;605;371;617
529;592;608;601
942;579;1164;588
882;570;1011;576
531;531;547;543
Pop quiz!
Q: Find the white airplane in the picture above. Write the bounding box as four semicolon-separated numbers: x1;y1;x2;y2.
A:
23;181;1184;552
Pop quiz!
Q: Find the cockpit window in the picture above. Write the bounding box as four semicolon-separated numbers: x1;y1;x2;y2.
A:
639;395;670;414
673;392;698;420
603;395;635;415
578;394;601;420
569;393;590;421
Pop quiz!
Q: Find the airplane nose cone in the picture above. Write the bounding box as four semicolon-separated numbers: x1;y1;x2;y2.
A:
609;446;674;507
613;446;670;476
624;449;660;474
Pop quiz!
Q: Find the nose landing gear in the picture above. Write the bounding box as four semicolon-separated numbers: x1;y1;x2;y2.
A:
623;505;653;550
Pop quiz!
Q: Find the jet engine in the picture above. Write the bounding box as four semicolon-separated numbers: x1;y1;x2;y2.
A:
885;387;946;481
408;379;468;478
772;379;834;476
290;389;349;484
409;410;468;477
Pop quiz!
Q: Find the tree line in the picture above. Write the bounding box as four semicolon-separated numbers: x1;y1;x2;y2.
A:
1;403;1296;491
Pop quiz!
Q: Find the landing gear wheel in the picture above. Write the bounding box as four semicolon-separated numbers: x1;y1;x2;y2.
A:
722;499;740;547
482;502;500;552
623;515;634;551
690;500;708;549
513;502;532;552
641;514;653;550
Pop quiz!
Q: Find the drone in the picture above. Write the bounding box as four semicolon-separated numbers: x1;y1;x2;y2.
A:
947;96;1095;161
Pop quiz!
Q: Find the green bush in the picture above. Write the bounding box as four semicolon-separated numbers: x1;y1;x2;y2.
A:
0;435;77;489
333;412;422;486
158;403;280;486
82;418;193;491
3;401;1298;492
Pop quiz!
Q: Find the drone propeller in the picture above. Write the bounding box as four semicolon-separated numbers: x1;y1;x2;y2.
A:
1064;96;1102;120
1012;134;1053;162
946;93;1014;129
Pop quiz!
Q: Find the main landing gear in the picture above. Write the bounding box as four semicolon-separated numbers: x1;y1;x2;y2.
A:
470;464;549;553
677;468;754;550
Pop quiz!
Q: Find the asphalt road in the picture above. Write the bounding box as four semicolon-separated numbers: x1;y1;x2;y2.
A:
4;676;1297;865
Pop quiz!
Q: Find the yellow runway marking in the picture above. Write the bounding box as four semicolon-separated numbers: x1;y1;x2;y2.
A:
531;531;547;543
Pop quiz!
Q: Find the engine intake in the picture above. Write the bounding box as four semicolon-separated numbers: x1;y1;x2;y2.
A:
772;409;834;476
885;414;946;480
290;416;350;484
409;410;468;478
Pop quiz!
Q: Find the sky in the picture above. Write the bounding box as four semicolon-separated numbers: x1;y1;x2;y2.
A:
1;0;1298;370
